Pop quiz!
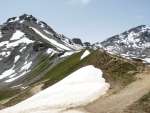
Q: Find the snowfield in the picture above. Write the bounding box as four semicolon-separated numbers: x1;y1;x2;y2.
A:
0;65;110;113
80;50;90;60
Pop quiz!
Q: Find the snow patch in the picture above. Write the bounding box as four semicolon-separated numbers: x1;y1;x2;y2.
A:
5;51;11;57
11;84;22;88
46;48;54;54
0;66;15;80
8;17;19;23
5;71;28;83
0;52;6;56
19;46;26;52
143;58;150;63
0;65;109;113
19;20;25;23
0;36;33;49
0;31;2;38
43;30;53;35
7;37;33;48
0;41;9;47
60;51;74;58
14;55;20;63
80;50;90;60
10;30;24;40
21;61;32;71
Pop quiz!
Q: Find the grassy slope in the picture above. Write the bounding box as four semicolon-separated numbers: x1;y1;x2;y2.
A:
1;49;145;107
42;49;144;89
41;51;84;88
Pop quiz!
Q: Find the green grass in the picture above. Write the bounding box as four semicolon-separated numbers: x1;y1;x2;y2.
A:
42;49;144;89
42;51;84;88
23;53;54;81
0;89;20;102
74;50;142;86
3;88;33;107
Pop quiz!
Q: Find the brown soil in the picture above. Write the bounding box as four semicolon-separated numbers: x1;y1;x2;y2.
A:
83;67;150;113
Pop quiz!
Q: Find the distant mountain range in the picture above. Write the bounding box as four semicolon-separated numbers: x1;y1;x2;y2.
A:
95;25;150;63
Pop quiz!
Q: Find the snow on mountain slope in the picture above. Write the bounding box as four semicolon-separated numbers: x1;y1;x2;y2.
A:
30;27;71;50
99;25;150;63
60;51;75;58
10;30;24;40
80;50;90;60
0;65;109;113
143;58;150;63
0;14;82;90
5;14;82;51
0;29;34;85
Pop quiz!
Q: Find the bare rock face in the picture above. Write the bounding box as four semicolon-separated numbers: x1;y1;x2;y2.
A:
72;38;83;46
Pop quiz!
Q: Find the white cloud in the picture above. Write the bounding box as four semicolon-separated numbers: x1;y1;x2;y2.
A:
68;0;92;5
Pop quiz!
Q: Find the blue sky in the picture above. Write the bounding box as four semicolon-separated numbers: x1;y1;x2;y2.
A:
0;0;150;42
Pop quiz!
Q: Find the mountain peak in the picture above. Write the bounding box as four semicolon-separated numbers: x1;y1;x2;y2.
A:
99;25;150;62
127;25;150;33
0;14;83;90
6;14;37;23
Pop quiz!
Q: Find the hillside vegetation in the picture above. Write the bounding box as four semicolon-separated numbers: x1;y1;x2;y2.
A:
1;49;145;108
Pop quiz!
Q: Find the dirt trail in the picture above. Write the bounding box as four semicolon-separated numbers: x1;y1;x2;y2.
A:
84;68;150;113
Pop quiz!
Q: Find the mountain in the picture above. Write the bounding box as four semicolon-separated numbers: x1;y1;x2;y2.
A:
0;15;149;113
1;49;144;109
99;25;150;63
0;14;83;91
